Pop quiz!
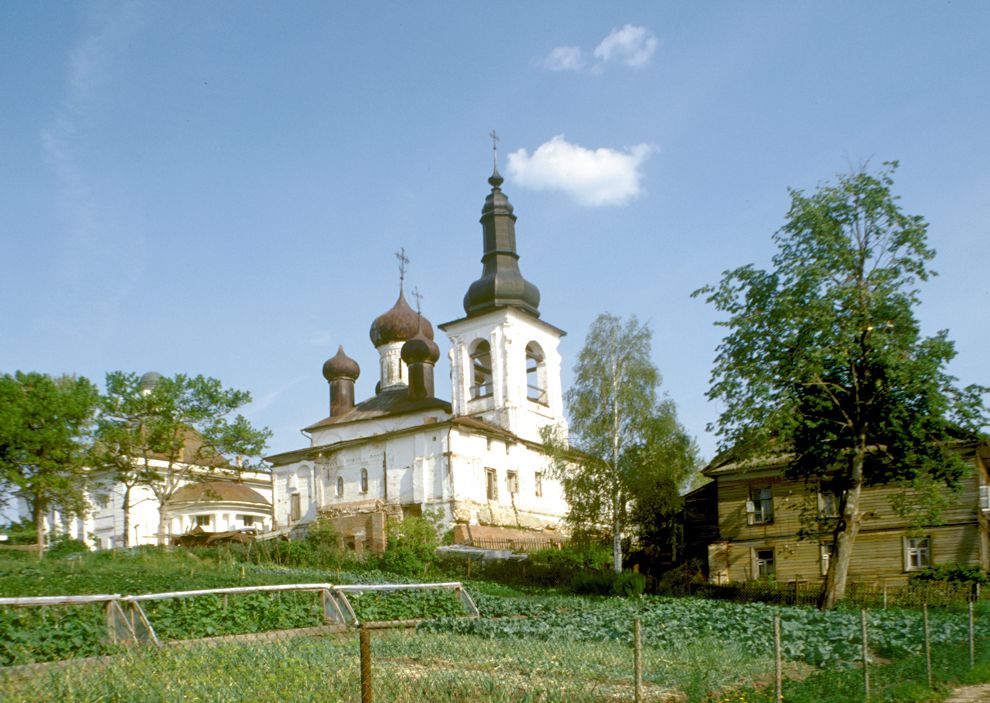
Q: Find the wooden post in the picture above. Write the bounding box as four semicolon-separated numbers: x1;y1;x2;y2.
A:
773;613;782;703
634;618;643;703
923;603;933;689
861;609;870;701
360;627;373;703
466;557;472;579
970;601;976;668
882;582;888;610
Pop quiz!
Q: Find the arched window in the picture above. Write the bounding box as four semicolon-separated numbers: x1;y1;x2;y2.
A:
470;340;493;399
360;468;369;493
526;342;547;404
336;476;344;498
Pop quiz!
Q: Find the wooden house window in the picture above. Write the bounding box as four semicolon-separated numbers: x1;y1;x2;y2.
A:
904;536;931;571
747;485;774;525
818;483;842;519
820;543;831;577
485;468;498;500
753;548;775;579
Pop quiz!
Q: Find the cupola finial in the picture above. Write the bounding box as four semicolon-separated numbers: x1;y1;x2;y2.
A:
394;246;409;293
488;129;503;187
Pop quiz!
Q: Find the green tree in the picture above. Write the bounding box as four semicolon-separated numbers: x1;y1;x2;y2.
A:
0;372;99;554
695;163;987;608
542;313;700;573
94;371;272;546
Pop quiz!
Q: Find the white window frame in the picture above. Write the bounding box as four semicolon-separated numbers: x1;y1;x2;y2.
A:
820;543;831;577
753;547;775;579
904;536;931;571
747;485;773;525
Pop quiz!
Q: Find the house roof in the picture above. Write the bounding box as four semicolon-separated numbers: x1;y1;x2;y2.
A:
303;386;451;432
169;481;269;506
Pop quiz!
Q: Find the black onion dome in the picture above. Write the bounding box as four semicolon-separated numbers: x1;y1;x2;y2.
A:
370;290;435;347
322;345;360;381
401;320;440;365
463;168;541;317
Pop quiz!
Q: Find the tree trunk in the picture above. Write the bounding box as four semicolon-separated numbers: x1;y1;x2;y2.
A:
121;484;132;549
33;501;46;559
612;487;622;573
820;447;866;609
157;505;169;547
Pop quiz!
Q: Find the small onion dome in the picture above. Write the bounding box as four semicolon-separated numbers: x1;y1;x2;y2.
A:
322;345;360;382
369;290;434;347
401;322;440;365
138;371;162;394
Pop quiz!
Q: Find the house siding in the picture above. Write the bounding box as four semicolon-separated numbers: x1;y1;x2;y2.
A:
705;443;989;586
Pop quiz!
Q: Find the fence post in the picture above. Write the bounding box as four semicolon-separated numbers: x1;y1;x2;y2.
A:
923;603;933;689
634;618;643;703
773;612;782;703
970;601;976;668
861;609;870;702
882;582;888;610
360;627;373;703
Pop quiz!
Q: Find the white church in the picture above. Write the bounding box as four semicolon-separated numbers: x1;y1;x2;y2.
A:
267;165;571;551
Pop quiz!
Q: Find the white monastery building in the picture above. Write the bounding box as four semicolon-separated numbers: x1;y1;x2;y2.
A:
267;165;571;548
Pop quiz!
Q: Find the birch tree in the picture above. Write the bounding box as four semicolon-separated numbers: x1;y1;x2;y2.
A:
542;313;698;573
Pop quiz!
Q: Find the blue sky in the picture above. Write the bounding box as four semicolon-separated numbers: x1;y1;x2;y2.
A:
1;2;988;463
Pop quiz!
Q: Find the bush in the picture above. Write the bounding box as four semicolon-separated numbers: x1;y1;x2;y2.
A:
380;516;439;576
46;536;89;558
569;570;616;595
612;570;646;597
911;563;990;585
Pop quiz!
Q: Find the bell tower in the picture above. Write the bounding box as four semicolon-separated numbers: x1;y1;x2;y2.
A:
440;150;566;444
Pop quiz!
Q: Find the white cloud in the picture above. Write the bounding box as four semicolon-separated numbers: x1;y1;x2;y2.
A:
543;46;584;72
506;136;654;207
593;25;658;68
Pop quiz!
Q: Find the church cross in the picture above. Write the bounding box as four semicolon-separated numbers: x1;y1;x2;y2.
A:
489;129;499;169
395;247;410;289
411;286;423;313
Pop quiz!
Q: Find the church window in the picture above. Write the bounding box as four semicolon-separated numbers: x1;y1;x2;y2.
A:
361;468;369;493
526;342;547;404
336;477;344;498
470;340;493;399
290;494;301;521
535;471;543;497
507;470;519;494
485;468;498;500
195;514;211;528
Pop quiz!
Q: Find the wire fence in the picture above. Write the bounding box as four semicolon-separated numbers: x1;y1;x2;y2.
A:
1;585;988;702
690;579;986;609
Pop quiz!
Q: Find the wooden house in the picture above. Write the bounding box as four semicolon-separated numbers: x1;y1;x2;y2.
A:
700;441;990;586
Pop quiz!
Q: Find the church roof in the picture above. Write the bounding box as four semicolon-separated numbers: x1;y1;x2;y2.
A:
169;481;270;506
370;289;435;347
462;168;541;318
303;386;451;432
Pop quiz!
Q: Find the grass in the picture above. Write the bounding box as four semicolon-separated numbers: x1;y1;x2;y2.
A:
4;548;990;701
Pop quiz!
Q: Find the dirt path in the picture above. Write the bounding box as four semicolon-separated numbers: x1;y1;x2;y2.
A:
945;684;990;703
